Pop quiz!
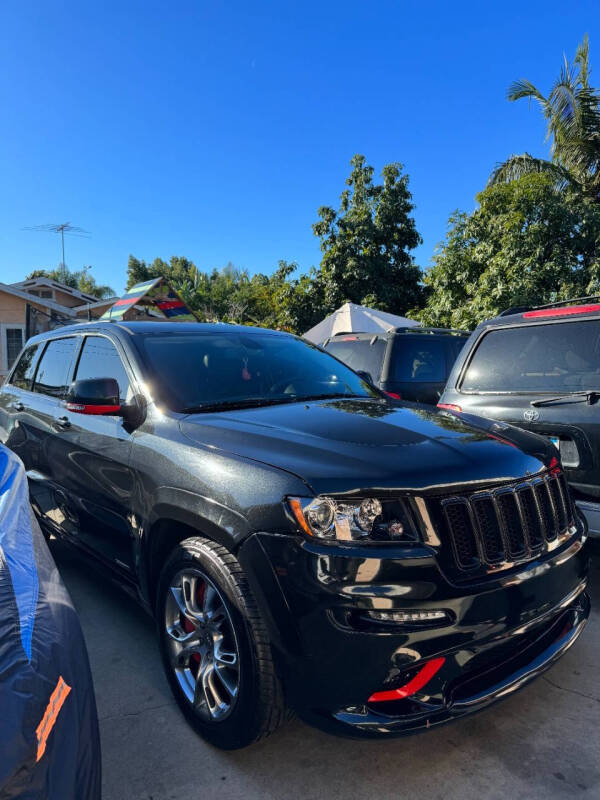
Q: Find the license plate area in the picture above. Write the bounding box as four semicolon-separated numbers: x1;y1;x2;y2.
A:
547;436;580;468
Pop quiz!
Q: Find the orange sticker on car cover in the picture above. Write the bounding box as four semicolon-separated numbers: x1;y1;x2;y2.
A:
36;676;72;761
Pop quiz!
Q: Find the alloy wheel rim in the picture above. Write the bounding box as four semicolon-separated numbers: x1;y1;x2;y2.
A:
164;568;240;721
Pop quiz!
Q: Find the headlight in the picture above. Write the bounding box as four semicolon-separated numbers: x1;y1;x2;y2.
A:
288;496;421;543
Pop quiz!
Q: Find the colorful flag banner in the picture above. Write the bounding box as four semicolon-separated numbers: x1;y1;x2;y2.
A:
100;277;198;322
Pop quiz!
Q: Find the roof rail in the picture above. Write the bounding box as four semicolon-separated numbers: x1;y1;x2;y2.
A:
392;326;470;335
498;306;531;317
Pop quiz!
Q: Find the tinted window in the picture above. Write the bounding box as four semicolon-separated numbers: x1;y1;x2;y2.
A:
324;338;386;381
75;337;131;403
10;343;41;390
462;320;600;393
33;337;79;398
391;339;447;382
136;331;377;411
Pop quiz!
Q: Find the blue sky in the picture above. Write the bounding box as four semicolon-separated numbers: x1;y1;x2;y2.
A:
0;1;597;295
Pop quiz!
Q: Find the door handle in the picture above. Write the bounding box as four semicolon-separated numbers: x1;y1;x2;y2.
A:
55;416;71;430
10;401;24;412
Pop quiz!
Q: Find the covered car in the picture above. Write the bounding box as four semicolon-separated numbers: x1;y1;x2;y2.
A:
0;444;100;799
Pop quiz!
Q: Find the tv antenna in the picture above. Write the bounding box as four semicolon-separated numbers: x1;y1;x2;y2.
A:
23;222;91;268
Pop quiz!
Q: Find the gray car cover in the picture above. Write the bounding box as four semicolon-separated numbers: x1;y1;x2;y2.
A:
0;445;101;799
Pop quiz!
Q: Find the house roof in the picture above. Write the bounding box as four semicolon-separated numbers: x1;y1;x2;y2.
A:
0;283;76;316
11;277;99;304
72;297;119;312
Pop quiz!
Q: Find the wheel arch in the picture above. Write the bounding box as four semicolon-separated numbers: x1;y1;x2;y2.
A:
141;489;252;612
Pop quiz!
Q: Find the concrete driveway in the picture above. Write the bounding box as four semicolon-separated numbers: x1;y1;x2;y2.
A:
52;540;600;800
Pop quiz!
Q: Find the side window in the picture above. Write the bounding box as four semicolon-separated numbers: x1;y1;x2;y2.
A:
391;339;447;382
10;343;41;390
75;337;131;403
33;338;79;398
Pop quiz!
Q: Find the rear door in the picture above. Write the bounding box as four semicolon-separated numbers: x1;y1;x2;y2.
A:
17;335;82;529
450;319;600;499
0;340;44;454
50;333;137;574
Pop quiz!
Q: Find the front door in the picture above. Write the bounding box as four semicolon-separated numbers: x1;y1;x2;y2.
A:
53;333;137;575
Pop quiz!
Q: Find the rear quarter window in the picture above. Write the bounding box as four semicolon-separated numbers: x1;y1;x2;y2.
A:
9;343;41;390
461;319;600;393
390;338;447;382
324;338;387;381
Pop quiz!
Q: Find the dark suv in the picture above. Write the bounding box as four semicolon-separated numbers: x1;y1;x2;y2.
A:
0;321;589;749
439;299;600;538
323;328;469;404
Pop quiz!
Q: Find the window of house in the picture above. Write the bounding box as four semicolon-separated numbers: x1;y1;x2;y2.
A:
40;290;53;299
6;329;24;370
33;337;79;398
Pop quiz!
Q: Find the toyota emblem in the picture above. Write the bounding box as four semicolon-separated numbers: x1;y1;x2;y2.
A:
524;409;540;422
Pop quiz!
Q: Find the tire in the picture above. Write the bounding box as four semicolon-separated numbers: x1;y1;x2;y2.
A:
157;536;287;749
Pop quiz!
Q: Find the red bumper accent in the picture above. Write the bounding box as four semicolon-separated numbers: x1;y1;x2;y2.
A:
368;657;446;703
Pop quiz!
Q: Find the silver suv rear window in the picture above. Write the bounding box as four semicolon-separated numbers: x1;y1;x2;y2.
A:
461;319;600;393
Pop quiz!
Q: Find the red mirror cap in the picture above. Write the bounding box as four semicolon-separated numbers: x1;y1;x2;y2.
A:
65;402;121;415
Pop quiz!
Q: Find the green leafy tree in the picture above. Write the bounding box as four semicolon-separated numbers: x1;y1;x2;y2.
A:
489;35;600;201
26;265;115;299
418;173;600;329
312;154;423;313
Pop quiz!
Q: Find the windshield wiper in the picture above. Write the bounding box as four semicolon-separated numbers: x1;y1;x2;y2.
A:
291;393;372;403
531;390;600;407
181;397;301;413
180;393;372;414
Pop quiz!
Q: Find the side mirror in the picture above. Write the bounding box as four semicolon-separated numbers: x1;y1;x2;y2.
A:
356;370;374;386
66;378;122;415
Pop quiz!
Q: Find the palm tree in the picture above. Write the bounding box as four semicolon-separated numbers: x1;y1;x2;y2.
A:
489;35;600;201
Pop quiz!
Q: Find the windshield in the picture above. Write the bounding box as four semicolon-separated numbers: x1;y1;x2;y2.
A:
136;330;378;411
462;320;600;393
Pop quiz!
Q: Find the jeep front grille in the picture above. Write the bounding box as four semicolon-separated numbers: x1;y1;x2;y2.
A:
437;472;575;573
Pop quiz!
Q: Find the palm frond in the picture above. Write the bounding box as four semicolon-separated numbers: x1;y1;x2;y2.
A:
487;154;575;188
507;79;547;105
575;33;590;86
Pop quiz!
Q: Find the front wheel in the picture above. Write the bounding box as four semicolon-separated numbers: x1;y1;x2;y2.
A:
157;536;287;749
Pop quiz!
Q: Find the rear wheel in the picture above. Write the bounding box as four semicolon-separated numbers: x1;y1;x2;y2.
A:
157;536;287;749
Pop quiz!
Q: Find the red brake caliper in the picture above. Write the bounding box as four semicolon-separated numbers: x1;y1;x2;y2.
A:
183;581;206;666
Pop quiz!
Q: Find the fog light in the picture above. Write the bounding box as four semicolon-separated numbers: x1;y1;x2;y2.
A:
367;609;449;624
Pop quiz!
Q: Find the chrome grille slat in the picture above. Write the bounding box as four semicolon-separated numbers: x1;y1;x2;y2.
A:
438;471;575;575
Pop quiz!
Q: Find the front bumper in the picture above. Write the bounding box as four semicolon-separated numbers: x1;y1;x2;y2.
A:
239;526;590;737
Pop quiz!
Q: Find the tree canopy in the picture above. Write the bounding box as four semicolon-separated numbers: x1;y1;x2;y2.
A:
123;155;424;333
125;255;325;332
418;173;600;329
313;154;423;313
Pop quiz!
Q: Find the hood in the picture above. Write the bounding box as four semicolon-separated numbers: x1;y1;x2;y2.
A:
179;398;553;496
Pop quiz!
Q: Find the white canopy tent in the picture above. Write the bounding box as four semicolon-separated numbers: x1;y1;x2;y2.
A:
303;302;419;344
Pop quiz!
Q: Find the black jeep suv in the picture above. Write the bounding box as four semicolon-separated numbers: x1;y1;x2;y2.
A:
439;299;600;538
0;321;589;749
323;327;469;404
